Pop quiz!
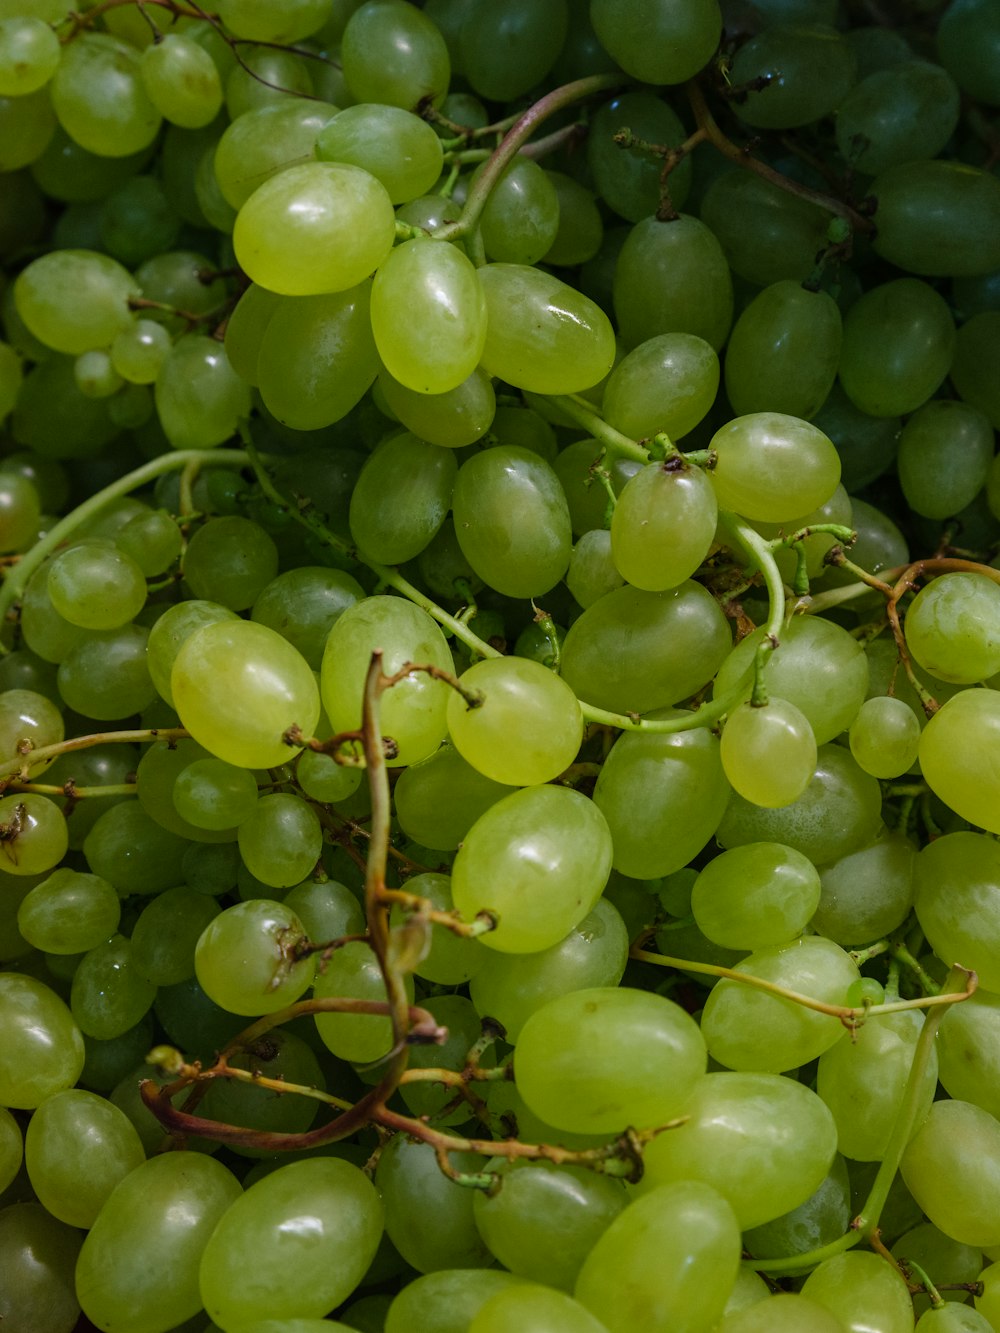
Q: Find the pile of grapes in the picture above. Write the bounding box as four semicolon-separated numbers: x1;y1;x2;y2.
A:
3;0;1000;1329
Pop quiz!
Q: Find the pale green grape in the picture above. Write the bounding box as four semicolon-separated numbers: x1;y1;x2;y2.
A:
51;34;161;157
514;986;705;1134
70;934;156;1040
377;1132;493;1272
446;656;582;787
285;878;364;947
238;793;322;890
349;430;457;564
312;938;413;1063
0;686;62;767
384;1270;527;1333
316;103;444;204
817;1008;937;1161
342;0;449;108
719;1293;845;1331
0;793;67;877
610;460;717;592
130;888;221;986
0;87;55;171
378;367;496;448
58;623;157;720
393;747;514;852
543;169;604;267
839;277;955;417
938;990;1000;1122
849;695;921;778
155;334;250;450
321;596;453;768
568;528;626;608
46;540;146;630
173;758;259;831
215;0;332;42
15;249;138;356
24;1089;144;1229
224;44;314;119
799;1252;915;1333
223;284;280;385
475;156;559;267
811;831;915;945
136;737;240;844
0;1202;83;1333
744;1153;851;1260
638;1071;837;1229
700;935;859;1072
74;348;123;398
0;972;84;1108
709;412;840;521
233;161;395;296
915;1307;996;1332
183;516;278;613
914;832;1000;992
905;574;1000;683
901;1099;1000;1248
721;697;818;809
17;868;120;955
116;508;182;577
0;17;60;96
140;33;222;128
602;333;719;442
451;785;612;954
76;1152;242;1333
251;568;363;672
471;1285;609;1333
590;0;722;84
872;160;1000;277
691;842;821;950
195;899;315;1016
920;690;1000;835
574;1180;740;1333
172;619;320;769
0;470;39;553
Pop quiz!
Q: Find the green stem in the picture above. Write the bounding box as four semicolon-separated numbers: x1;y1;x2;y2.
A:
545;394;650;463
718;511;786;707
0;449;250;643
901;1259;945;1309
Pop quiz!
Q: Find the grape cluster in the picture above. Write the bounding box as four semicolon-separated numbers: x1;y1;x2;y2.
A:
2;0;1000;1330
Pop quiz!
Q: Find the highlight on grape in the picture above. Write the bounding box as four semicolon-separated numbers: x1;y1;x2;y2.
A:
1;0;1000;1330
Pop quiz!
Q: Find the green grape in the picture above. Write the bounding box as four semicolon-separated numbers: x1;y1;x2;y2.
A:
172;758;258;831
0;86;55;171
285;878;365;946
295;742;364;804
83;800;189;898
720;1293;846;1331
800;1252;914;1333
24;1088;144;1229
238;793;322;890
233;161;395;296
515;986;705;1134
980;1261;1000;1327
730;24;857;129
744;1153;851;1259
839;277;955;417
902;1099;1000;1248
77;1152;241;1332
849;696;921;778
146;600;238;708
349;431;457;563
914;832;1000;990
915;1307;996;1331
610;460;717;591
223;284;279;387
700;935;860;1072
590;0;722;84
173;619;320;769
17;868;120;955
721;698;818;809
376;1130;494;1270
638;1071;837;1229
0;793;67;877
393;747;514;852
199;1029;326;1154
588;92;692;224
905;574;1000;684
474;156;559;267
342;0;449;108
74;348;123;399
46;540;147;630
593;713;731;878
894;1224;987;1319
0;1106;22;1194
477;264;616;395
57;623;158;720
70;934;156;1040
214;99;340;211
182;516;279;613
470;897;628;1041
552;439;638;537
17;562;87;662
316;103;444;204
378;367;496;448
139;32;222;128
98;175;180;268
195;898;315;1016
385;1270;528;1333
724;281;842;420
452;785;611;953
714;615;868;745
0;1202;83;1333
898;400;994;521
872;160;1000;278
130;888;221;986
614;214;733;351
812;829;915;945
388;874;482;986
312;938;413;1063
13;355;120;460
0;17;60;95
952;311;1000;430
459;0;567;99
51;34;161;157
709;412;840;521
561;582;732;716
937;0;1000;105
699;171;830;288
155;334;250;450
543;169;604;267
224;44;315;119
568;528;626;608
574;1180;739;1333
15;249;138;356
0;471;39;554
135;248;226;328
0;972;84;1107
602;333;719;443
692;842;821;950
938;990;1000;1121
446;656;582;787
257;284;379;431
818;1005;937;1162
836;61;959;174
470;1285;609;1333
0;686;62;768
115;507;183;578
79;1013;155;1096
321;596;453;768
452;445;572;598
215;0;332;42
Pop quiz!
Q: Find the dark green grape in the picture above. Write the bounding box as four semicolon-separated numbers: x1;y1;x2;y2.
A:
840;276;956;416
937;0;1000;106
614;214;733;351
590;0;722;85
699;171;830;288
588;92;692;223
730;24;857;130
459;0;568;102
871;161;1000;277
835;61;960;174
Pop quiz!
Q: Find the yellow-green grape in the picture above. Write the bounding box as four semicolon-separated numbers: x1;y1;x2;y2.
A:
214;99;341;211
349;432;457;565
76;1153;242;1333
914;831;1000;991
474;156;560;266
574;1181;740;1333
313;938;414;1063
0;972;84;1108
590;0;722;84
811;831;915;946
471;1286;609;1333
938;990;1000;1121
256;284;379;431
172;619;320;769
224;44;314;119
342;0;450;108
905;573;1000;683
638;1072;837;1230
0;1105;22;1193
140;33;222;128
0;793;67;877
871;160;1000;278
901;1099;1000;1248
14;249;138;355
0;17;60;95
70;933;157;1039
238;793;322;890
0;686;62;769
234;161;395;296
45;540;146;630
251;567;364;672
146;598;238;707
709;412;840;521
515;986;706;1133
691;842;821;950
754;482;853;584
446;656;582;787
172;757;258;832
154;334;251;449
378;367;496;449
477;264;616;395
215;0;332;42
979;1262;1000;1328
817;1008;937;1162
700;935;860;1072
602;333;720;442
849;696;920;779
50;34;161;157
316;103;444;204
195;898;315;1016
390;872;486;984
568;529;626;609
393;747;515;852
224;284;280;387
74;348;123;398
743;1154;851;1262
321;596;453;768
800;1252;915;1333
16;868;120;954
452;785;612;954
130;887;221;986
610;460;718;591
730;24;857;129
720;698;818;809
719;1293;845;1332
384;1271;530;1333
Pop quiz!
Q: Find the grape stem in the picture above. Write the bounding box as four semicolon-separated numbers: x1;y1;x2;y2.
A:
0;727;189;786
717;511;786;707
